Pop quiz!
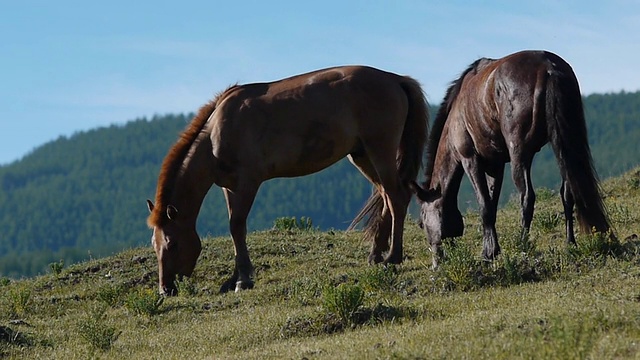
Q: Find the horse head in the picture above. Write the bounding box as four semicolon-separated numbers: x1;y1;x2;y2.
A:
146;200;202;295
410;182;464;266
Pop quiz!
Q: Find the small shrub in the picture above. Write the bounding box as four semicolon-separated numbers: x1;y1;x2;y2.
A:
536;187;556;201
322;283;365;327
49;259;65;276
96;283;128;307
574;231;622;259
125;288;164;316
439;239;480;291
8;287;32;317
517;231;537;255
501;253;524;285
77;305;120;351
273;216;314;232
627;175;640;190
608;203;635;225
0;278;10;287
359;265;399;292
535;211;561;232
175;277;198;297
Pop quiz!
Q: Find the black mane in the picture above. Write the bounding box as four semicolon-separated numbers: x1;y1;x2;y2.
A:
422;58;490;186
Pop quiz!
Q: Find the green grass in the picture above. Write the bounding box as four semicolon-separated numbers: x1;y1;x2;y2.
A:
1;168;640;359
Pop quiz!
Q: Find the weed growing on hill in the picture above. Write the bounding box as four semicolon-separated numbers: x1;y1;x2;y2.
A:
437;238;482;291
124;288;164;316
175;276;199;297
534;210;562;232
48;260;65;276
359;265;399;292
273;216;314;232
7;286;32;317
76;305;120;352
322;283;365;327
96;283;128;307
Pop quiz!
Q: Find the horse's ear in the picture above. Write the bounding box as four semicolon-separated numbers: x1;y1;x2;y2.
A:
428;184;442;201
410;181;442;202
146;199;155;213
408;181;425;200
166;205;179;220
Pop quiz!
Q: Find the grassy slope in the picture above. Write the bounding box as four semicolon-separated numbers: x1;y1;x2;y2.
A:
1;169;639;359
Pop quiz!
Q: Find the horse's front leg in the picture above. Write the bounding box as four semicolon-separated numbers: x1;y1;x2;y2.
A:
462;157;500;260
220;187;258;293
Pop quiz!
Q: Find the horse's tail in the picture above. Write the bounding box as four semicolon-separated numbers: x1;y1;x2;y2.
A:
545;65;611;235
348;77;429;239
397;77;430;184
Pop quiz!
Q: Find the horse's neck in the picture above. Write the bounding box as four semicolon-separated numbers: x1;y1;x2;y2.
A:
170;138;216;224
431;143;464;204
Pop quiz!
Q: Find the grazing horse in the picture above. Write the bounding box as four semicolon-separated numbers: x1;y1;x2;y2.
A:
147;66;429;295
411;50;612;267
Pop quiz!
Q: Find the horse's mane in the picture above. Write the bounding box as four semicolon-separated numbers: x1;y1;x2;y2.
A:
422;58;488;187
147;85;238;227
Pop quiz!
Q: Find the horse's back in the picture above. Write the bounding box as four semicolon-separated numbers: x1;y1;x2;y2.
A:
208;66;413;182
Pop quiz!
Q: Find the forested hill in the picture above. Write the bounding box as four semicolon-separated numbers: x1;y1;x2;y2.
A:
1;91;639;277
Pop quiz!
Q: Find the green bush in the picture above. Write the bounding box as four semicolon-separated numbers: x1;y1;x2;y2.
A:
49;259;64;276
322;283;365;327
175;277;198;297
96;283;128;307
273;216;314;232
124;288;164;316
535;211;561;232
359;265;399;292
76;305;120;351
439;239;481;291
8;287;32;317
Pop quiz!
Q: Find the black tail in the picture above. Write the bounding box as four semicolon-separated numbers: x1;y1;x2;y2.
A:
545;65;610;234
348;77;429;240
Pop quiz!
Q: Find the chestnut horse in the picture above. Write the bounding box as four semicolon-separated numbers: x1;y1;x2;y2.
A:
411;50;612;267
147;66;429;295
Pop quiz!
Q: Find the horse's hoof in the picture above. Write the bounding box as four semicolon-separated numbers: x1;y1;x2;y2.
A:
219;278;237;294
234;281;254;292
368;253;384;265
383;253;403;265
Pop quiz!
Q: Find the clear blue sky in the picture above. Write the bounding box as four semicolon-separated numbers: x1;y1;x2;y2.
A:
1;1;638;165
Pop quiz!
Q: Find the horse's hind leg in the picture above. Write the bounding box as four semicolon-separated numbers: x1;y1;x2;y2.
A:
486;166;504;209
369;157;411;265
220;185;259;293
462;157;500;259
560;180;577;245
348;154;391;264
511;157;535;240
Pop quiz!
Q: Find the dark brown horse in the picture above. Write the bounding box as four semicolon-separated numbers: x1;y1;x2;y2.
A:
411;50;612;267
147;66;429;295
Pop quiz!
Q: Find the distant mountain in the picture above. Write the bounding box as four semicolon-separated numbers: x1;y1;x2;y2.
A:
1;91;639;277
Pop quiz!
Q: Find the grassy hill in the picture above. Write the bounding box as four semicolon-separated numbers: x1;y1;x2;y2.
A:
1;168;638;359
